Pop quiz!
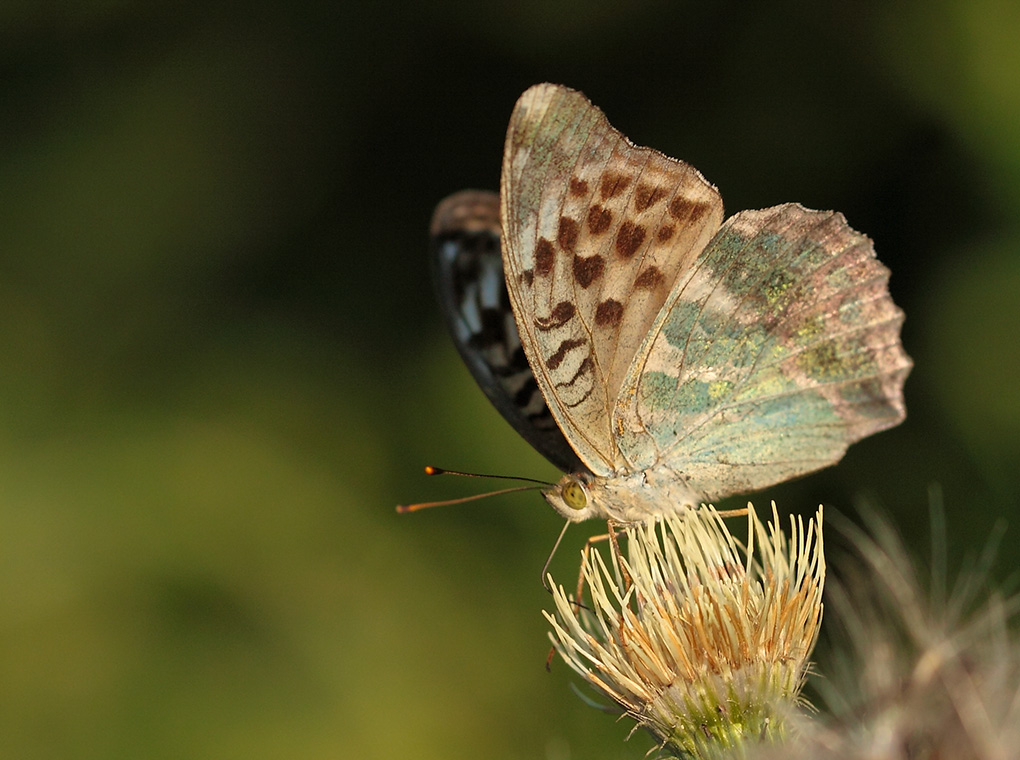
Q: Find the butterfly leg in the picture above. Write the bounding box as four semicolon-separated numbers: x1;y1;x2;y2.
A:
714;506;749;519
607;520;632;591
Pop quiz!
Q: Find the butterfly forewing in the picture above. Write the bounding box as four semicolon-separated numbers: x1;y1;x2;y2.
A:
615;203;912;499
501;83;723;475
430;190;585;473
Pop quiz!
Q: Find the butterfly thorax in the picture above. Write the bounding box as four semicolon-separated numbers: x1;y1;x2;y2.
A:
543;467;703;525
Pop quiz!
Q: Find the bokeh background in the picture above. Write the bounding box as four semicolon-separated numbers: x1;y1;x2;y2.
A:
1;2;1018;758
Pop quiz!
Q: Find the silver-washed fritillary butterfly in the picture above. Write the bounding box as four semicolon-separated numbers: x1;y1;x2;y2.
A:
431;83;911;525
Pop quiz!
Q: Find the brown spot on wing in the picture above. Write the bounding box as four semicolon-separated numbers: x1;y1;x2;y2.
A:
572;254;605;288
634;266;664;289
668;195;711;222
568;178;589;197
587;205;612;234
535;301;576;331
594;299;624;327
521;270;534;286
615;221;646;258
634;184;667;212
656;224;675;243
688;202;710;223
535;238;555;276
547;338;586;370
558;217;579;251
599;172;631;200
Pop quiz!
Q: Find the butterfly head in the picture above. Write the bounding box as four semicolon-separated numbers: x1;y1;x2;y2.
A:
542;473;600;523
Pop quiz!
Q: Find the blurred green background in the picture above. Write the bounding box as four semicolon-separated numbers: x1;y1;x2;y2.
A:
1;1;1017;758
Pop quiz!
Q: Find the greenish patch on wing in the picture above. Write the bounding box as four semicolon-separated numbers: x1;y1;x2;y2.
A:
731;364;799;404
762;269;798;314
661;300;705;349
686;321;771;379
675;389;844;467
639;371;725;420
708;380;734;400
796;337;879;382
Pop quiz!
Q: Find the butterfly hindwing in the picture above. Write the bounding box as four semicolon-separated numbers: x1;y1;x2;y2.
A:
501;83;723;475
615;203;912;499
430;190;585;473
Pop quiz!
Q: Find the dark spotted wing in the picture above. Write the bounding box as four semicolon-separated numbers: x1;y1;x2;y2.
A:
500;84;723;475
430;190;585;473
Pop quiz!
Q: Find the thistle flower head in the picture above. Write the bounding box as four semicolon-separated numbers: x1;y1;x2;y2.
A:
774;506;1020;760
545;503;824;758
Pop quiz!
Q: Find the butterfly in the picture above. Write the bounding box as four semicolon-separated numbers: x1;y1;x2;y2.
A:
431;83;911;525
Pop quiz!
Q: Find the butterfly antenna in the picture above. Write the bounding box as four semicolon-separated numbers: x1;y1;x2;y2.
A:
421;465;553;486
396;465;553;513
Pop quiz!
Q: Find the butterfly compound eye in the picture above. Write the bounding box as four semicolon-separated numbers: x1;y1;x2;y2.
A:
561;478;587;511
